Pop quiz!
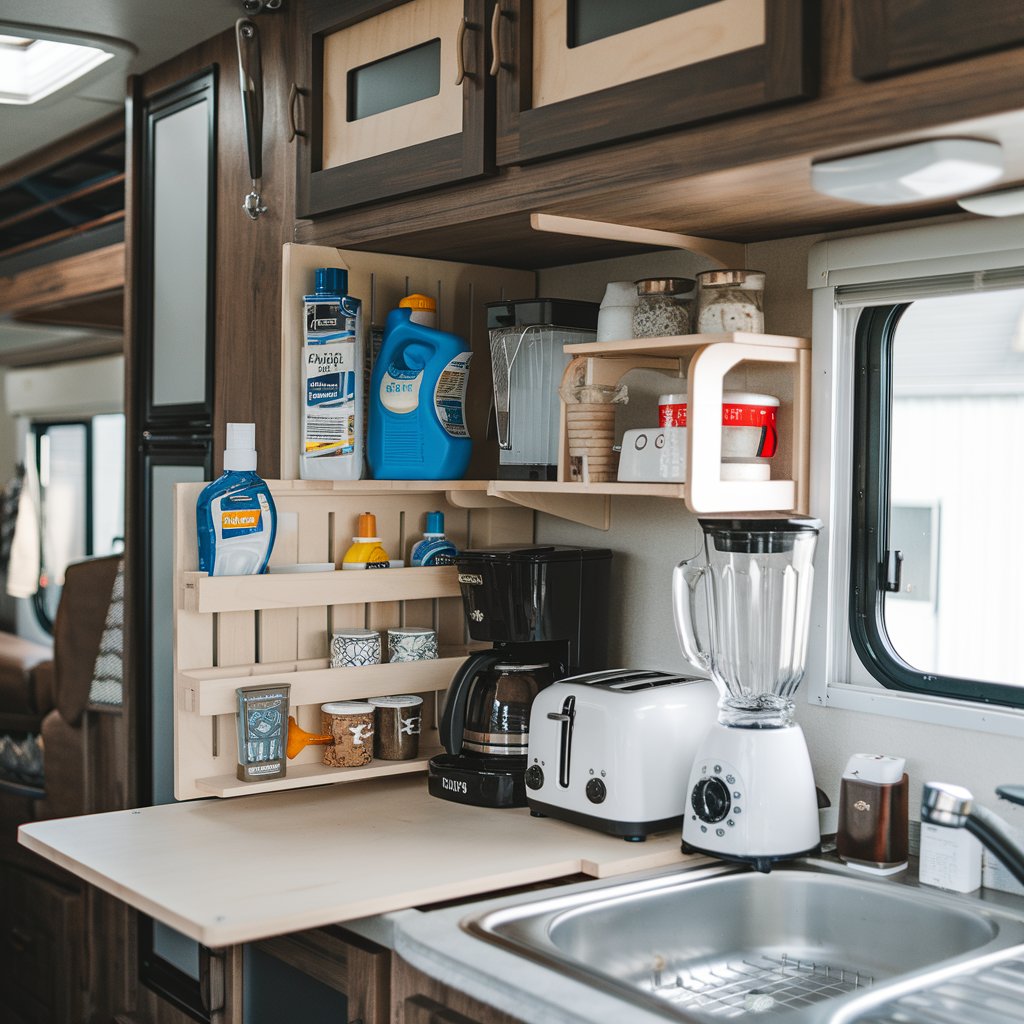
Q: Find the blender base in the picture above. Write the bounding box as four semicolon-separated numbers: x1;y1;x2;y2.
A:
682;721;820;864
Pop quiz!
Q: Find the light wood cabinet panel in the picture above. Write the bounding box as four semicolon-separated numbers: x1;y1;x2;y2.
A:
296;0;494;216
494;0;815;165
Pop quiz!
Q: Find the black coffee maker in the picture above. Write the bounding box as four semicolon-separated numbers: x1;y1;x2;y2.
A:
428;545;611;808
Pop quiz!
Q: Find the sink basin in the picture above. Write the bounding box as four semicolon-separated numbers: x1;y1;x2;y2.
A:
465;860;1024;1021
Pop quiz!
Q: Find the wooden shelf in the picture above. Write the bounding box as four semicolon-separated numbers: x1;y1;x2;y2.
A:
563;331;809;357
194;741;445;798
182;565;462;614
183;655;467;717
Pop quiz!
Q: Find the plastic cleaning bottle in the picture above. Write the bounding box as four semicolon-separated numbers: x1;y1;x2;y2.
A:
367;305;473;480
410;511;457;566
301;267;363;481
197;423;277;576
399;293;437;327
342;512;391;570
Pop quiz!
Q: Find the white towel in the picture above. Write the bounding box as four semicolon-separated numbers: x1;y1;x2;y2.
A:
6;436;40;599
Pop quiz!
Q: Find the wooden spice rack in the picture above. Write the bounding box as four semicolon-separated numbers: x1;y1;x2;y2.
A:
172;480;532;799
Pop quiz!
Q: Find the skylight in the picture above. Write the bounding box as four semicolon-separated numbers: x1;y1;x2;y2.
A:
0;33;115;105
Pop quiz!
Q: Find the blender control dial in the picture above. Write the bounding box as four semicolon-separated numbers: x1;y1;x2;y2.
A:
692;776;732;823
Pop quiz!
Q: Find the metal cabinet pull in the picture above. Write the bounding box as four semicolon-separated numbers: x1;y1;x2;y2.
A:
287;83;308;142
489;2;505;77
455;16;476;86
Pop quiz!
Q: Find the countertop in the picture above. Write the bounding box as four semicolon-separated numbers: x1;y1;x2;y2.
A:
17;775;695;946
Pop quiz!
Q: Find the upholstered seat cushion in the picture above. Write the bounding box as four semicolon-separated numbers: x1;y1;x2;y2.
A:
0;632;52;717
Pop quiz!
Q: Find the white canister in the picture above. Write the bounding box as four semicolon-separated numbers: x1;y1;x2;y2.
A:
596;280;639;342
657;391;779;461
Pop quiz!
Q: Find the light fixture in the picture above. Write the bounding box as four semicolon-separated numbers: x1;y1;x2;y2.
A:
0;30;121;105
811;138;1004;206
957;186;1024;218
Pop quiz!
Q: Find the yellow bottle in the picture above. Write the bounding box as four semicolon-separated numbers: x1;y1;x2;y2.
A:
342;512;391;570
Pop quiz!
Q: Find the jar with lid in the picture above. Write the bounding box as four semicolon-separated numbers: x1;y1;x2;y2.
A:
631;278;694;338
696;270;766;334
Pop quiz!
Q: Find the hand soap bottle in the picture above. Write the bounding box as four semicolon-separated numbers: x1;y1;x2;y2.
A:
342;512;391;570
196;423;277;576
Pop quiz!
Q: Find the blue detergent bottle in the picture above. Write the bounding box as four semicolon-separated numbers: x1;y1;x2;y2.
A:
368;305;473;480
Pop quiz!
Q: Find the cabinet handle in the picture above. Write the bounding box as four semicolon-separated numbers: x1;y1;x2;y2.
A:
489;3;508;77
288;82;308;142
455;16;476;86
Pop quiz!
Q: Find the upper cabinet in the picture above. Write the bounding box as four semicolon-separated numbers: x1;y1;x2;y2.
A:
294;0;816;217
296;0;494;217
851;0;1024;80
493;0;815;166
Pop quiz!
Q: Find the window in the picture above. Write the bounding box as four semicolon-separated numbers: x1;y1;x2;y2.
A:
31;414;124;632
850;285;1024;707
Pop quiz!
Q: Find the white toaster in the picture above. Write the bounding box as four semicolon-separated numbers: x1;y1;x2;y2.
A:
525;669;719;840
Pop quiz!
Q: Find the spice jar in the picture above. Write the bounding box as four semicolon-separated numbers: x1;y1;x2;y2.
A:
696;270;766;334
631;278;694;338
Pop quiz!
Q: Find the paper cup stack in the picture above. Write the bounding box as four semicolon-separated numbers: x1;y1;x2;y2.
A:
566;403;618;482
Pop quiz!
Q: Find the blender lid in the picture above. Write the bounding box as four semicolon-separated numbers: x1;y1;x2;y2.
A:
698;517;822;553
485;298;599;331
456;545;612;564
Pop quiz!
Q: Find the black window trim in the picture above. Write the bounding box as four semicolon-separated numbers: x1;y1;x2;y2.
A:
850;302;1024;709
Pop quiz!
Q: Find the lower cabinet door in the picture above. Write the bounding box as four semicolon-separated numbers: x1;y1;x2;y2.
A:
0;866;84;1023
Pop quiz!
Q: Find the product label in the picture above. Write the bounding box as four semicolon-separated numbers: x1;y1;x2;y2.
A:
220;494;267;538
380;362;422;414
304;339;357;456
304;295;360;343
434;351;473;438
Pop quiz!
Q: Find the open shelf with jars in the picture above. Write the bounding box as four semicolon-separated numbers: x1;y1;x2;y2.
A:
487;331;810;529
173;479;532;800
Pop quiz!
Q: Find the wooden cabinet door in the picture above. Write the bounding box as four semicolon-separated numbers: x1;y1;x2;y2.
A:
493;0;815;166
296;0;494;217
852;0;1024;80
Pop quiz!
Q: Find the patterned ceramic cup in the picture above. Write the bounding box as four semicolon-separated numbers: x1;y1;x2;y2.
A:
320;701;374;767
387;627;438;663
330;628;382;668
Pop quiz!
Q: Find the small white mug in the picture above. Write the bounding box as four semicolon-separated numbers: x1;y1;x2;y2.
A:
330;629;382;668
387;627;438;663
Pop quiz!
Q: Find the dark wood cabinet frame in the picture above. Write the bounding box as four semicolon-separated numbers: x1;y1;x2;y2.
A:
495;0;817;165
852;0;1024;80
296;0;495;218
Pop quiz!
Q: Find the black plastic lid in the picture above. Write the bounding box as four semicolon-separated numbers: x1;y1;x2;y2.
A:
485;298;599;331
699;517;821;554
456;545;612;564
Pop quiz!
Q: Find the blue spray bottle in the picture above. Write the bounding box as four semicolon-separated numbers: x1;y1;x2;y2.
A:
196;423;277;576
367;305;473;480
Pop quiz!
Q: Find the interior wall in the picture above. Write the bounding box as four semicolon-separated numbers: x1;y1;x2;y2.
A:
535;231;1024;829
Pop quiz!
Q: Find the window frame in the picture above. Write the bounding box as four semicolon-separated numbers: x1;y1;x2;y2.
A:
849;302;1024;708
805;216;1024;739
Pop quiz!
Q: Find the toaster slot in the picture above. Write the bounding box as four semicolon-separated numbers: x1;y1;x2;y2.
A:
546;695;576;788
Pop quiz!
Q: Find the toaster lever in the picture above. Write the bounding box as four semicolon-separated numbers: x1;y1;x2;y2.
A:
557;696;575;789
547;712;571;721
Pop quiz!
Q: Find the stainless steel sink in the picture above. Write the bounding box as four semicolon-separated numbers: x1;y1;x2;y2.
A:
464;860;1024;1022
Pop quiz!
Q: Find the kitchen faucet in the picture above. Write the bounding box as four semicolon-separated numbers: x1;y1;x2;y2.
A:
921;782;1024;887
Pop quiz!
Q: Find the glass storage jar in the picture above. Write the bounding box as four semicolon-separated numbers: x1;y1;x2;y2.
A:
696;270;766;334
631;278;694;338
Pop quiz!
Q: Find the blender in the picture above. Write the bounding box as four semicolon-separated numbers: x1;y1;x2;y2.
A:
674;517;822;871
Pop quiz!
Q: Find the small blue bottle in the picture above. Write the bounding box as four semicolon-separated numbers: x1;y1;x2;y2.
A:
410;511;457;566
367;306;472;480
197;423;277;576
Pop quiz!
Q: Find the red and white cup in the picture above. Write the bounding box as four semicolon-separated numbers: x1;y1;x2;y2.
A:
657;391;779;459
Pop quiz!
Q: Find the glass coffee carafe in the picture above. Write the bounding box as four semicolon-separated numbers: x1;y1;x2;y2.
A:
673;517;821;728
